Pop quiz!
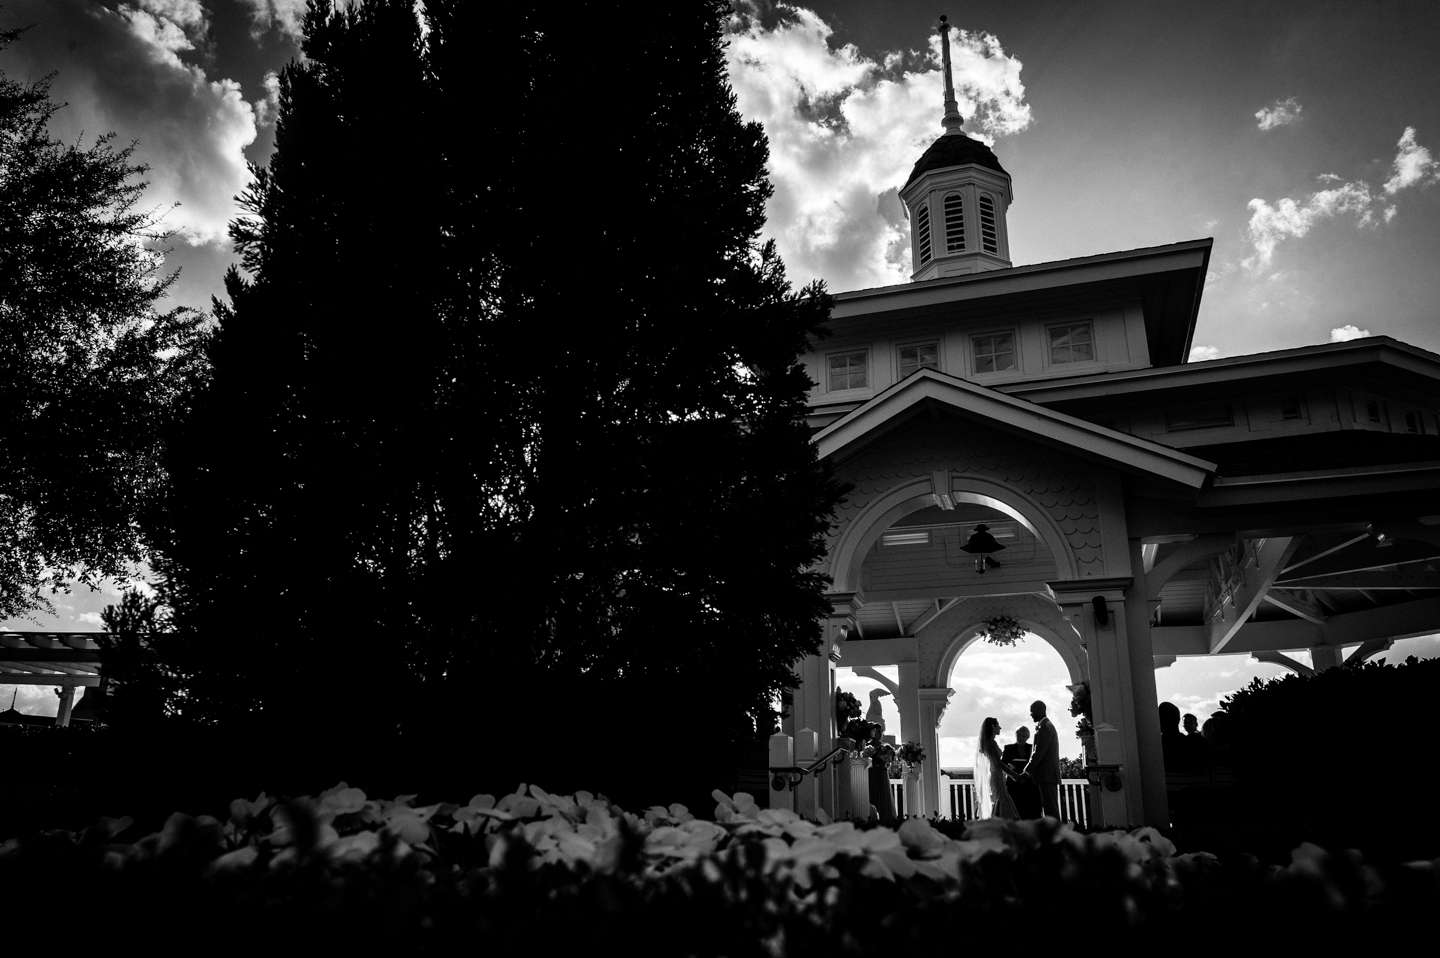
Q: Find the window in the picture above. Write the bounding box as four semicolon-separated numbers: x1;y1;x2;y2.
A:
899;342;939;379
944;193;965;253
916;205;933;265
1280;399;1302;420
881;530;930;547
1048;323;1095;364
972;332;1017;373
828;351;868;391
979;194;998;254
1366;400;1382;423
1405;411;1420;433
1165;405;1234;432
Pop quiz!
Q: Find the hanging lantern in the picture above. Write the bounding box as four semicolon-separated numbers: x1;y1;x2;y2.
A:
960;523;1005;574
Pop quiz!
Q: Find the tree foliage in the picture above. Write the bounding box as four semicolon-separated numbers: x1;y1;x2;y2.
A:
0;26;204;621
149;0;842;747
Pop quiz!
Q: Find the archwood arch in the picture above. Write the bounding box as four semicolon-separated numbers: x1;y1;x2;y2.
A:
828;474;1079;594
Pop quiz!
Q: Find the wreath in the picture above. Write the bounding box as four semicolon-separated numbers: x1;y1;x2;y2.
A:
979;614;1025;647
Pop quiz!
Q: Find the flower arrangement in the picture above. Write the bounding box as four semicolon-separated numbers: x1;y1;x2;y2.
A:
841;718;881;746
835;689;861;726
866;741;897;767
898;741;926;766
979;614;1026;647
1070;682;1094;739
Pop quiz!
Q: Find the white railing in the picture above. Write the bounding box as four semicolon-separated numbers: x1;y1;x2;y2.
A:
889;778;1092;827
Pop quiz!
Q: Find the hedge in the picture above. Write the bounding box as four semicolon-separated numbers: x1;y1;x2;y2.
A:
3;782;1438;953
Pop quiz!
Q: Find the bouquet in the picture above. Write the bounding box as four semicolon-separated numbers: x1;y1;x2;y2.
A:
835;690;861;726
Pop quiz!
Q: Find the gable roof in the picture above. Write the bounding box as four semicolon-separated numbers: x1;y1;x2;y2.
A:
813;367;1217;489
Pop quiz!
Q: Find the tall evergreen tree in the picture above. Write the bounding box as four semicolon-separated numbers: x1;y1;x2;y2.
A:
0;26;203;622
153;0;841;753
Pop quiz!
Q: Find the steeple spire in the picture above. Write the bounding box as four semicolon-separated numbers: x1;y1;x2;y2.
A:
938;15;964;135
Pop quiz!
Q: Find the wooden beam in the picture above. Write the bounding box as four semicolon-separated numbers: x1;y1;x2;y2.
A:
1276;568;1440;590
0;648;102;664
863;582;1052;603
1281;533;1369;575
1145;534;1235;598
1157;595;1440;656
907;598;959;635
0;675;101;687
892;602;905;635
1210;537;1302;653
1263;591;1326;625
1251;650;1315;677
1278;539;1440;579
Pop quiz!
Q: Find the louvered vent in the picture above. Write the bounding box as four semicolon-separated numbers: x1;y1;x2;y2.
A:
979;195;998;254
944;193;965;253
916;205;933;264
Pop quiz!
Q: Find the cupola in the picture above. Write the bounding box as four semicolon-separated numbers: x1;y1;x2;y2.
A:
900;16;1014;280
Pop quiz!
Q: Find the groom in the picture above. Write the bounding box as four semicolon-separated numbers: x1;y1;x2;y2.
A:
1021;700;1062;818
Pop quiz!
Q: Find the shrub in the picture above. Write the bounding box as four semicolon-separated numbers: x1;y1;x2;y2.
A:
1215;655;1440;857
3;783;1438;952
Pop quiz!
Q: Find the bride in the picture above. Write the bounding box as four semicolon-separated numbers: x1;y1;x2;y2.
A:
973;717;1020;819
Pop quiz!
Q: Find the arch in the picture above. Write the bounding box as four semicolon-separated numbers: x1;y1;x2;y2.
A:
943;192;965;253
927;597;1088;691
828;475;1080;594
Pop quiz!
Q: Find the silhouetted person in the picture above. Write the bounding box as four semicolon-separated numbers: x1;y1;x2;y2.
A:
1158;702;1191;772
1183;712;1211;769
1021;701;1062;818
1003;726;1040;817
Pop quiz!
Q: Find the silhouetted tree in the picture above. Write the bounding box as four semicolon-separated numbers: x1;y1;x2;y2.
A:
152;0;840;755
0;26;204;622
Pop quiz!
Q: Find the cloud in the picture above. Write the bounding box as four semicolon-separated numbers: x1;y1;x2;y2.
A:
239;0;309;40
1255;97;1301;131
3;1;261;248
1189;345;1222;362
1242;180;1375;269
1330;324;1371;342
725;3;1033;293
1242;127;1439;268
76;611;104;626
1383;126;1440;195
254;70;281;128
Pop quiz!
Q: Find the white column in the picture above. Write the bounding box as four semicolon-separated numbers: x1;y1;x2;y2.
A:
896;661;920;754
794;727;820;819
1053;580;1144;828
917;687;954;817
768;731;794;813
904;764;925;818
55;686;76;728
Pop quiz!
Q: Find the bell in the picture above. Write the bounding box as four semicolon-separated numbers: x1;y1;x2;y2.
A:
960;524;1005;574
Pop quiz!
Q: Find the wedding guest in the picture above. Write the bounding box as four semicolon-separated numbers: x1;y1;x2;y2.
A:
1003;727;1040;818
1158;702;1191;772
1183;712;1211;769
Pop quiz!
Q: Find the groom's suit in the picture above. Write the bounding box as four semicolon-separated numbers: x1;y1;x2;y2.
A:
1023;717;1063;818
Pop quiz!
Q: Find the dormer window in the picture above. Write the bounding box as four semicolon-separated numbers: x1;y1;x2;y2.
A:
1048;323;1094;364
916;205;933;266
979;194;998;254
828;351;868;391
899;342;939;379
944;193;965;252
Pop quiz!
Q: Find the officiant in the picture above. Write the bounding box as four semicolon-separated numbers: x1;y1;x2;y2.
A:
1002;726;1041;819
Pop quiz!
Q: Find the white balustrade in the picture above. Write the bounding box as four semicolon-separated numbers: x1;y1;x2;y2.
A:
902;778;1092;827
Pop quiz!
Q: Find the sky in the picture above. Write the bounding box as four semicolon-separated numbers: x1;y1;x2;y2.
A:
3;0;1440;719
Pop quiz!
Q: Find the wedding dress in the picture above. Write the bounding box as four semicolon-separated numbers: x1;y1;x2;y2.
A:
974;742;1019;819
